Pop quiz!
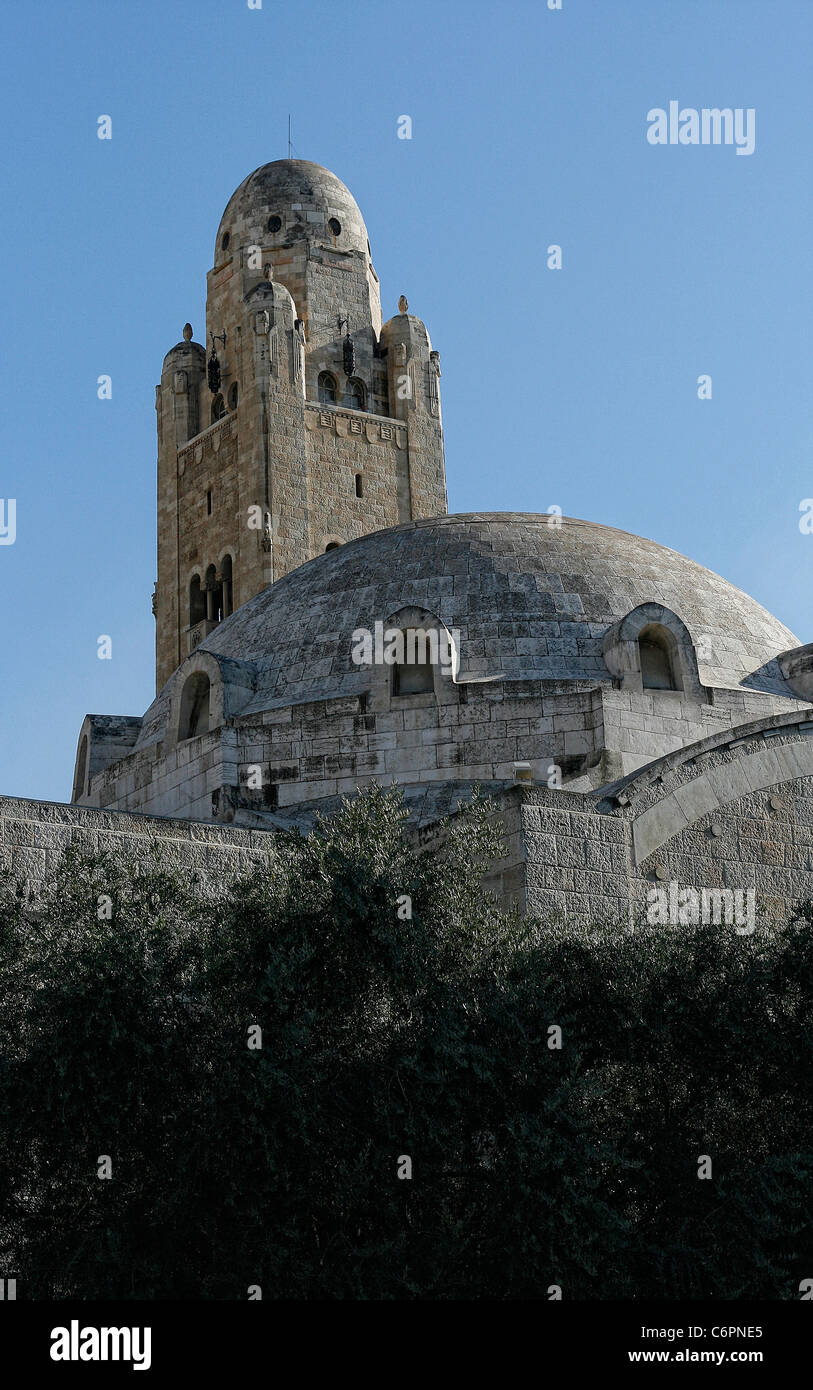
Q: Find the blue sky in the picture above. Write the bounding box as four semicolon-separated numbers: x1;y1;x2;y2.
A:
2;0;812;802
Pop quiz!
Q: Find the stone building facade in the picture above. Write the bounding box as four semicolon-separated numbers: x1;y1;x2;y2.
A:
9;157;813;926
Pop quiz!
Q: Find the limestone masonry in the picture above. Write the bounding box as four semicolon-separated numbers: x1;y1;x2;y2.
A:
8;158;813;923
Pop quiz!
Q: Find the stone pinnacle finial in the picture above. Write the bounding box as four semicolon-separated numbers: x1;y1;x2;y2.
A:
182;323;193;341
398;295;408;315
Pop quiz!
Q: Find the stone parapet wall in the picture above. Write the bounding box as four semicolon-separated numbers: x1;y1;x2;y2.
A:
520;712;813;926
0;796;271;899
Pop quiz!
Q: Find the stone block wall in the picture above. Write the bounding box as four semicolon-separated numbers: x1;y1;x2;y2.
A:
520;711;813;926
12;714;813;927
0;796;271;900
303;403;410;545
598;684;800;781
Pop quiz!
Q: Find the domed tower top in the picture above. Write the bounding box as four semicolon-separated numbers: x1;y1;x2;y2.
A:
215;159;372;264
211;159;382;346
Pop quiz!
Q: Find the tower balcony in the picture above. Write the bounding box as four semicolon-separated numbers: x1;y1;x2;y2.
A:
186;619;220;655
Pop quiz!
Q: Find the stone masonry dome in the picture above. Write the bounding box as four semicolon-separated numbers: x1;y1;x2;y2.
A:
214;158;371;263
132;514;801;741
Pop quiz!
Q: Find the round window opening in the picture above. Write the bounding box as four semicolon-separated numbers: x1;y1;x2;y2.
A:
267;214;282;233
328;217;341;237
221;231;230;252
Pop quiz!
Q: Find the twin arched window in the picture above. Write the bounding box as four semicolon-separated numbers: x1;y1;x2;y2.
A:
317;372;366;410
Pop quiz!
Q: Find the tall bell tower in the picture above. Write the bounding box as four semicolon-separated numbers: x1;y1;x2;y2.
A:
153;159;447;693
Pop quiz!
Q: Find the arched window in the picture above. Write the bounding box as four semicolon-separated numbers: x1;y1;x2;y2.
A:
178;672;211;741
72;735;88;802
355;473;363;498
345;378;365;411
228;381;239;411
639;624;680;690
392;628;436;696
189;574;206;626
318;372;337;405
205;563;224;623
325;541;341;552
221;554;233;617
211;393;226;423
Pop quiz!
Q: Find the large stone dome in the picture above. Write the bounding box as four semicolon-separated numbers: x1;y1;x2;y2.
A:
214;158;370;263
187;513;798;716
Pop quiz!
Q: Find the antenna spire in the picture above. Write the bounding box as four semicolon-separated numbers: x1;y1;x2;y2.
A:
288;115;292;159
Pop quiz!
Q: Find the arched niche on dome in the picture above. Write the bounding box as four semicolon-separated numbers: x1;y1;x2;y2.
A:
602;604;703;698
354;605;459;713
166;652;224;753
178;672;211;742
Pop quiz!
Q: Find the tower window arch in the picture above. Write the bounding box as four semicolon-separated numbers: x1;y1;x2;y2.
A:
211;393;226;423
318;372;337;405
228;381;239;411
205;563;225;623
639;624;681;691
325;541;341;552
189;574;206;626
355;473;363;498
178;672;211;741
345;378;365;411
221;554;233;617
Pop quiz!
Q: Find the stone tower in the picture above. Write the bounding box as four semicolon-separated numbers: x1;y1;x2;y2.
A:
154;159;448;692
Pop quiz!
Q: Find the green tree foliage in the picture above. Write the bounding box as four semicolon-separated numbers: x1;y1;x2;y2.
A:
0;786;811;1299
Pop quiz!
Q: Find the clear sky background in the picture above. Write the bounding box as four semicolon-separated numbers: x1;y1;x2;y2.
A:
2;0;812;802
